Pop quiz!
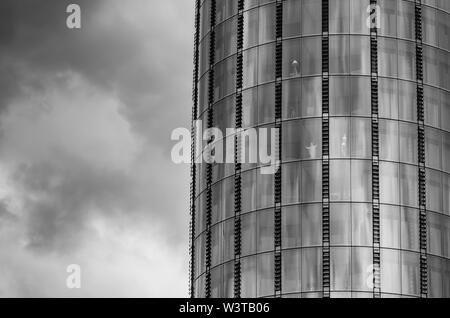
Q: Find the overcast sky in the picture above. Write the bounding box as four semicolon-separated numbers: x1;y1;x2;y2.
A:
0;0;193;297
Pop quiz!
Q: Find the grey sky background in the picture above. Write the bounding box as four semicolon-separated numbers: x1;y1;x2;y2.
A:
0;0;193;297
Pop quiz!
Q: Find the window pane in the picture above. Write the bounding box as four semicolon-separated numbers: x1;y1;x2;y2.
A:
423;6;437;46
330;36;349;74
282;162;301;204
258;5;276;44
381;249;401;294
302;204;322;246
283;0;301;37
352;203;372;246
242;87;258;128
330;0;350;33
257;210;274;253
330;203;351;245
211;266;222;298
330;118;350;158
351;118;371;158
258;43;275;84
398;81;417;122
379;0;397;37
282;249;301;293
331;247;351;290
302;37;321;75
241;213;256;256
380;119;399;161
426;128;442;170
379;38;397;77
401;208;419;251
302;0;322;35
301;77;322;117
258;83;275;124
399;122;418;164
350;36;370;75
401;251;420;296
330;160;351;201
302;248;322;292
241;169;256;212
352;247;373;291
379;78;398;120
257;253;274;297
282;119;322;160
380;205;401;249
428;256;443;298
350;77;371;116
282;205;301;248
399;164;418;207
350;0;370;34
241;256;257;297
243;9;258;49
351;161;372;202
301;161;322;202
211;223;222;267
380;162;399;205
223;261;234;297
283;39;301;79
330;76;350;115
429;213;443;256
282;77;322;119
424;86;441;128
243;47;258;88
427;169;443;213
397;1;415;40
283;79;300;119
398;40;416;80
223;219;234;262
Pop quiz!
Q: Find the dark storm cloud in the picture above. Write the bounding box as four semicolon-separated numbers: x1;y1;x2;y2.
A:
1;0;193;140
0;0;193;294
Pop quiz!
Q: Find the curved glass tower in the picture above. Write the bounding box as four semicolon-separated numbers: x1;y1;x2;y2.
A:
189;0;450;298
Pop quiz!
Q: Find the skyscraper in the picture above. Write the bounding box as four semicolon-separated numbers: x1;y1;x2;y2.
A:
189;0;450;298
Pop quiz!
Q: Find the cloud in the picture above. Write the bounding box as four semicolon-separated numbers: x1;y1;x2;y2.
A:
0;0;194;297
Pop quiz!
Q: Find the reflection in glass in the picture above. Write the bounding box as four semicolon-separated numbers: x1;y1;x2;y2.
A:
302;204;322;246
257;210;274;253
257;253;274;297
331;247;351;290
352;247;373;291
381;249;401;294
401;251;420;296
302;248;322;292
330;160;350;201
282;249;301;293
330;204;351;245
282;162;301;204
399;164;418;207
282;205;301;248
301;161;322;203
352;203;372;246
241;256;256;297
380;162;399;205
241;213;256;256
380;205;401;249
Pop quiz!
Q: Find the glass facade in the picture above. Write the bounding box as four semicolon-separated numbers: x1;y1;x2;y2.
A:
191;0;450;298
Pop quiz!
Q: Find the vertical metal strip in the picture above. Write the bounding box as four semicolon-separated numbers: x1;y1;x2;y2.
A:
370;0;381;298
274;0;283;298
189;0;201;298
234;0;244;299
205;0;216;298
322;0;330;299
415;0;427;299
369;0;381;298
